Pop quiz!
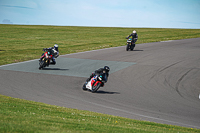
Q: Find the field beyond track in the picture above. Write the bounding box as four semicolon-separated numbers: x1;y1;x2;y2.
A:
0;24;200;65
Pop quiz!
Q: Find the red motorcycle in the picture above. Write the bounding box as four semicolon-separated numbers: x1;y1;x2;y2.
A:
82;75;104;93
39;50;53;70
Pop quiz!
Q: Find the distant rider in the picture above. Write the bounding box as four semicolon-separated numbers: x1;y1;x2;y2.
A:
40;44;59;65
126;30;138;45
86;66;110;86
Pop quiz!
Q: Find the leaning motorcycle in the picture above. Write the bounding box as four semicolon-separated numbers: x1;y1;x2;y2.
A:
39;50;53;70
126;38;135;51
82;75;104;93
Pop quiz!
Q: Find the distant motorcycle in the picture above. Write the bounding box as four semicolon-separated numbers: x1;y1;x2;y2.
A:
126;38;135;51
82;75;105;93
39;49;53;70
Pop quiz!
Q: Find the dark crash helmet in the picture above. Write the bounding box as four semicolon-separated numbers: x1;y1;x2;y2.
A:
104;66;110;73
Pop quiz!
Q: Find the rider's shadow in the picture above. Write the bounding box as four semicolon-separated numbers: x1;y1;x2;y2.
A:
95;90;120;94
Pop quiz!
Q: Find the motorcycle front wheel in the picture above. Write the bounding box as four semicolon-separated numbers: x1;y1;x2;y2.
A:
126;43;130;51
82;83;87;91
39;60;44;70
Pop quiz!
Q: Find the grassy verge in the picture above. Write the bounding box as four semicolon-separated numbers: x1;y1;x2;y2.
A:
0;24;200;65
0;95;199;133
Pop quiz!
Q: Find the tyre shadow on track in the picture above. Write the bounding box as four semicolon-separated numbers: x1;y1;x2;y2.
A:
41;68;69;71
132;50;144;51
132;49;144;51
95;90;120;94
126;50;143;52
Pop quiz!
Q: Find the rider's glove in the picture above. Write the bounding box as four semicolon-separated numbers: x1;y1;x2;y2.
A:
43;48;47;51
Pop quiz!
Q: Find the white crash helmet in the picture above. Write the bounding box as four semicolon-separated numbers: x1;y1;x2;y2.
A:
54;44;58;51
133;30;136;33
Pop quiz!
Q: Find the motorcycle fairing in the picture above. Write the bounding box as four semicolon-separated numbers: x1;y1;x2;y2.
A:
44;52;53;59
85;75;98;90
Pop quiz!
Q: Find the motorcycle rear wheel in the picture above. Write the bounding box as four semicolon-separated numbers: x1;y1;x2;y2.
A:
130;44;135;51
91;83;101;93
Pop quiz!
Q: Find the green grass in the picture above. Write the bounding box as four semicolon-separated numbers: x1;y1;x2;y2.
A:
1;95;199;133
0;25;200;132
0;24;200;65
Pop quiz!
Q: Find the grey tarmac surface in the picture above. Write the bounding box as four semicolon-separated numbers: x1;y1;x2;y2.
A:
1;38;200;129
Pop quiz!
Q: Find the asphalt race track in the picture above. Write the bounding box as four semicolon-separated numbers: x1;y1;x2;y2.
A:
1;38;200;129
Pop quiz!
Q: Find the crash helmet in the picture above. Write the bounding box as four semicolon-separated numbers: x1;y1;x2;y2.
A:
54;44;58;51
133;30;136;34
104;66;110;73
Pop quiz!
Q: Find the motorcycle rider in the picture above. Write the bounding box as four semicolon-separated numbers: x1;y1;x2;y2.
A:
86;66;110;86
126;30;138;45
40;44;59;65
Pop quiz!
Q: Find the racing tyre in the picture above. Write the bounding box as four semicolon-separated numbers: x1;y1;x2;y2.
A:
82;83;87;91
131;44;135;51
39;61;44;70
126;44;129;51
91;83;101;93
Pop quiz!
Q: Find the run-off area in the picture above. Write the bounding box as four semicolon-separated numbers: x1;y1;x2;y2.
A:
0;57;136;77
